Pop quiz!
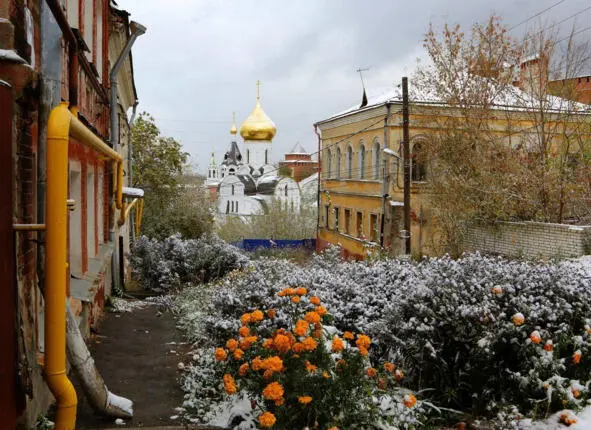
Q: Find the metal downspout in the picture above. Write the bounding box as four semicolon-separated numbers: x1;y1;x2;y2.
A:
313;125;321;250
129;102;138;240
109;22;146;292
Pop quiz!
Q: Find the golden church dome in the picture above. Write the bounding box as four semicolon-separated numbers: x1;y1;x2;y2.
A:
230;112;238;135
240;81;276;141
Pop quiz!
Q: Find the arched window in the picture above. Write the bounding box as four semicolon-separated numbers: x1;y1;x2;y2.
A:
226;201;229;214
284;184;288;197
346;145;353;179
231;201;234;212
229;168;235;175
373;140;381;180
231;185;235;196
326;149;332;178
336;147;341;179
235;201;238;212
265;149;268;164
359;144;366;179
411;142;428;182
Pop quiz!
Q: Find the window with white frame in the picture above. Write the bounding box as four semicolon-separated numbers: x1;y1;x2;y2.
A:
359;144;366;179
69;164;82;275
373;140;381;180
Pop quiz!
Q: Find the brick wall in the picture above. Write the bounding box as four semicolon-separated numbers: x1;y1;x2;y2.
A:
464;221;590;259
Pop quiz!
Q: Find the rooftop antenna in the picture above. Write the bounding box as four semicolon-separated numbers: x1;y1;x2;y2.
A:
357;67;370;107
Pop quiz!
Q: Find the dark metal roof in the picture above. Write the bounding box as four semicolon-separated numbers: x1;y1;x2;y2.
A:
236;174;257;195
221;141;243;166
256;176;281;195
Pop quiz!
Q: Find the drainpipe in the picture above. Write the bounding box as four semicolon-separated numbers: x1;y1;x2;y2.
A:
314;124;321;250
109;21;146;292
379;103;391;248
129;102;138;241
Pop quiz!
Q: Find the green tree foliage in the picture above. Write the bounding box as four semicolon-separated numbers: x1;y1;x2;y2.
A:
132;113;213;239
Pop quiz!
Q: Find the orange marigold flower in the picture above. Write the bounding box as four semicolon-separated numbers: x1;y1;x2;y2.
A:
263;369;274;380
233;348;244;360
312;329;322;339
323;371;331;379
215;348;227;361
223;374;237;395
274;398;284;406
492;286;503;295
343;331;354;340
296;287;308;296
366;367;377;378
273;334;292;354
529;330;541;344
262;356;283;373
252;356;264;371
278;287;296;297
291;296;301;304
292;343;305;354
304;311;321;324
395;369;404;381
574;350;582;364
356;334;371;350
266;309;276;319
544;340;553;352
238;326;250;338
263;338;274;349
328;427;339;430
377;378;387;389
331;336;344;353
315;305;327;316
226;339;238;352
572;388;581;398
262;382;284;401
336;359;347;371
403;393;417;408
241;313;251;325
302;336;318;351
559;412;578;426
298;396;312;404
240;336;258;350
258;411;276;428
512;312;525;326
358;346;369;356
383;362;395;373
251;310;264;322
294;320;309;337
305;361;317;372
310;296;321;305
239;363;250;376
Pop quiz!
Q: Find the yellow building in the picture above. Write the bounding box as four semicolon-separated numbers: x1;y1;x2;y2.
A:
314;85;590;259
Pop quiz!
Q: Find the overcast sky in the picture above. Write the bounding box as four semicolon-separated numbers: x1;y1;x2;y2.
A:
116;0;590;173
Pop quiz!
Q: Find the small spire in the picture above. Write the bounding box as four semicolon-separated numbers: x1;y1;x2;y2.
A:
230;111;237;135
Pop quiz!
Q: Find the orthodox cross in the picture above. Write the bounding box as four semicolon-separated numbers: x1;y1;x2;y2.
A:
356;67;370;90
256;80;261;100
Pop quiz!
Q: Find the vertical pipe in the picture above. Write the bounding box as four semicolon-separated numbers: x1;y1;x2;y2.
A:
46;105;78;430
314;124;321;248
402;77;411;255
380;103;391;248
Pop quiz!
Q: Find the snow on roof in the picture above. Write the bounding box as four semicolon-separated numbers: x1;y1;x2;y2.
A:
122;187;144;197
319;77;591;124
287;142;309;154
389;201;404;206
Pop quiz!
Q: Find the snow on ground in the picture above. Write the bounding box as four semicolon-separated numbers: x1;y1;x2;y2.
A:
107;391;134;417
110;298;152;313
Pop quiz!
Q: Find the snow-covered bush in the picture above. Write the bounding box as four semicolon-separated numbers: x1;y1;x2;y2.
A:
176;250;591;423
131;233;249;292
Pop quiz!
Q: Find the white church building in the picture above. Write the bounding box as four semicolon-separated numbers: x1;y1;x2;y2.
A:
205;83;303;220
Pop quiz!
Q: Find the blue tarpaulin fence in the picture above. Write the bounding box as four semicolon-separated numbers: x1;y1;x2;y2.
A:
232;239;316;251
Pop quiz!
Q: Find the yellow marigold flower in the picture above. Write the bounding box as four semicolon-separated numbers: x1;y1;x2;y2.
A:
332;336;344;353
226;339;238;352
302;336;317;351
294;320;309;337
383;362;395;373
296;287;308;296
252;356;264;371
263;338;274;349
274;398;284;406
273;334;292;354
239;363;250;376
310;296;321;305
262;382;284;401
323;371;331;379
305;361;317;372
298;396;312;404
215;348;227;362
356;334;371;350
223;374;237;395
258;411;276;428
262;356;283;373
241;313;251;325
315;305;327;316
240;335;258;350
251;310;264;322
358;346;369;356
304;311;321;324
343;331;354;340
395;369;404;381
238;326;250;338
233;348;244;360
291;296;300;304
366;367;377;378
266;309;276;318
403;393;417;408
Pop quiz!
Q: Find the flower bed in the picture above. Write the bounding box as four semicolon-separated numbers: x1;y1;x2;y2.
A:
155;237;591;428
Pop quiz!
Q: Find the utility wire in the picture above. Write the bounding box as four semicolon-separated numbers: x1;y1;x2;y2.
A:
508;0;568;31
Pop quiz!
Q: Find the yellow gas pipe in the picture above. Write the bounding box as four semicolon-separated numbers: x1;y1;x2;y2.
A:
46;102;123;429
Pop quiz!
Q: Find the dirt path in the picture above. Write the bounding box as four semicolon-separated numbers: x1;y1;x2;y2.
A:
73;301;187;429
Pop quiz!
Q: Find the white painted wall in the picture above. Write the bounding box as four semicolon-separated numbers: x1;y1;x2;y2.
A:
274;177;301;213
243;140;272;170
